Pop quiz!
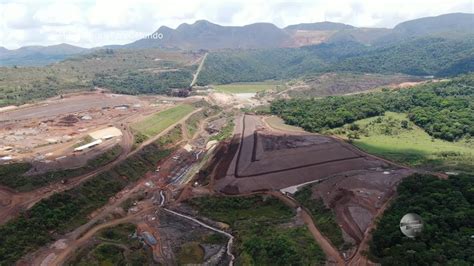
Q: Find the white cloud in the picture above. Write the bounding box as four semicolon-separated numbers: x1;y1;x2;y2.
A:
34;2;84;26
0;0;472;49
1;3;37;29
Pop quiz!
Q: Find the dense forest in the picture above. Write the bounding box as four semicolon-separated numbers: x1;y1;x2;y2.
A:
93;70;193;95
271;74;474;141
197;36;474;85
0;68;93;107
197;48;318;84
370;174;474;265
332;37;474;76
2;36;473;107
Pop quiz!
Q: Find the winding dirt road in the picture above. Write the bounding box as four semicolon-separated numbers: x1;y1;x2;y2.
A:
47;207;153;266
0;108;202;226
159;190;235;266
0;125;134;225
268;191;345;265
220;114;419;265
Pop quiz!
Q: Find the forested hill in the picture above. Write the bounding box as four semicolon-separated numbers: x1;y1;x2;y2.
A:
270;74;474;141
370;173;474;265
0;44;88;67
197;36;474;85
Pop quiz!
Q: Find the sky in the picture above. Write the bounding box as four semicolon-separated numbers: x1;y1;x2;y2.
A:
0;0;473;49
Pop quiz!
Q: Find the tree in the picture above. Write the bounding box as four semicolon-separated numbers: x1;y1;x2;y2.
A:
401;120;409;129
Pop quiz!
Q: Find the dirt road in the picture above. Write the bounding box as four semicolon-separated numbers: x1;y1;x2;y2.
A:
21;106;208;265
268;191;345;265
0;126;133;225
0;108;201;225
217;115;418;265
346;194;395;266
0;92;143;122
129;108;202;155
160;190;235;266
190;53;208;87
46;207;153;266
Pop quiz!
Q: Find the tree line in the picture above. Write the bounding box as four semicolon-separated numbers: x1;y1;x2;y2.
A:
93;70;193;95
271;74;474;141
0;139;174;264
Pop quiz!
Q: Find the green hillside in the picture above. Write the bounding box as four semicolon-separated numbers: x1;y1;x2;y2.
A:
0;49;197;107
198;37;474;85
271;74;474;142
329;112;474;173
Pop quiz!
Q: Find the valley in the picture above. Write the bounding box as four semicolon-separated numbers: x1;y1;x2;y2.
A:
0;9;473;266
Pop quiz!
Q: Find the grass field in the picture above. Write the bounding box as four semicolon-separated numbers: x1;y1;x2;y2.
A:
185;111;204;138
214;81;283;93
0;136;174;264
132;104;194;138
329;112;474;173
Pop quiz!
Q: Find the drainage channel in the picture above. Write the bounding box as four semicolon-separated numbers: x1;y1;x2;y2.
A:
159;190;235;266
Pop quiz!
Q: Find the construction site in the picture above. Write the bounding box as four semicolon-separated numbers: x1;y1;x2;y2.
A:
0;83;238;265
0;91;182;167
0;86;423;266
214;115;411;193
206;114;414;264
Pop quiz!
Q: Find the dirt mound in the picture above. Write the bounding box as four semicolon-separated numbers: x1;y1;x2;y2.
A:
312;169;413;245
56;115;79;127
215;115;388;193
213;139;240;181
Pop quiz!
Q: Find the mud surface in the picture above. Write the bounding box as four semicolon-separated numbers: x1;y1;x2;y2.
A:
215;115;407;194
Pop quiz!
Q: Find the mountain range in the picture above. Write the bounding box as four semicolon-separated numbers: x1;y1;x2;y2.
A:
125;12;474;49
1;12;473;66
0;43;88;66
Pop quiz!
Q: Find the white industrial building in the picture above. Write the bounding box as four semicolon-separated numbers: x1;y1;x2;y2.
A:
74;139;103;152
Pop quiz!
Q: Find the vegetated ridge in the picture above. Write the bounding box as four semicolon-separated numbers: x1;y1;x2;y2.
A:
271;74;474;142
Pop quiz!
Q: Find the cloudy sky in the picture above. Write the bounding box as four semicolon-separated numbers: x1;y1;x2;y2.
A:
0;0;472;49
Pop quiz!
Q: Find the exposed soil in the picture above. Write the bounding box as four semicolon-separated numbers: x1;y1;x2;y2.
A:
0;98;202;226
2;89;422;266
0;92;153;163
212;114;414;264
311;168;412;247
214;115;404;194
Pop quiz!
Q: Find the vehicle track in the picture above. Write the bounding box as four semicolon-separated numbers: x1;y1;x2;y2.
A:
190;53;208;88
0;125;133;225
225;114;421;265
159;190;236;266
267;191;345;265
47;207;153;265
0;108;202;225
